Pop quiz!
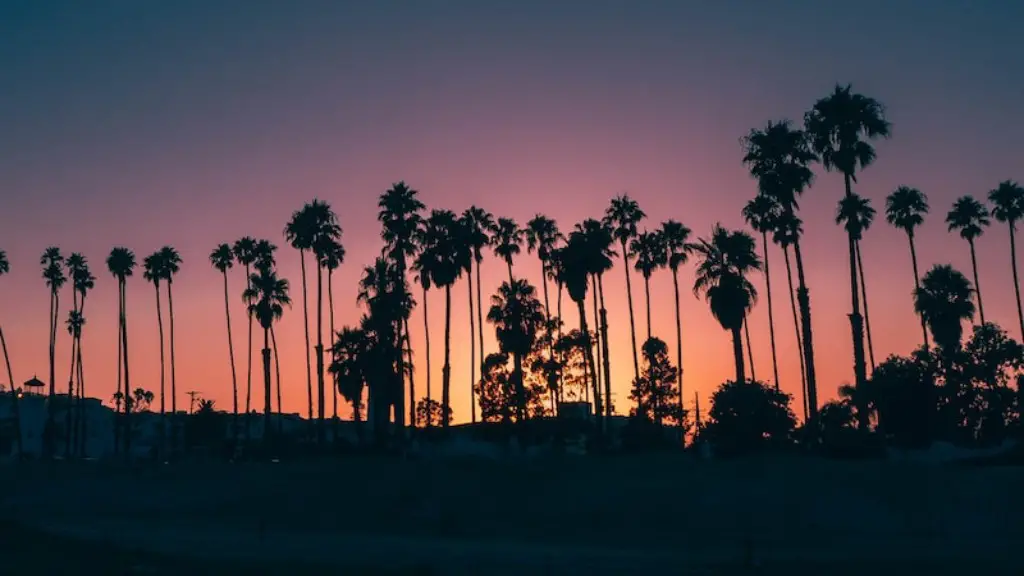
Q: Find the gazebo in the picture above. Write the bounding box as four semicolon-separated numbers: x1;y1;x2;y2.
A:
22;376;45;396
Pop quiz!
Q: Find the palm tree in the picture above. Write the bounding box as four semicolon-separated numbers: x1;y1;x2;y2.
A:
40;247;65;457
692;225;762;383
742;119;821;419
243;265;291;448
885;186;930;348
561;230;603;429
989;180;1024;338
660;220;693;422
836;193;878;370
232;236;257;441
411;238;434;426
330;326;368;432
64;310;84;456
143;251;168;454
914;264;975;356
461;206;495;423
253;240;282;431
805;84;892;427
159;246;182;451
209;244;239;442
284;204;318;432
742;195;782;389
106;247;136;455
318;237;346;439
576;219;616;420
488;279;546;422
492;217;523;284
378;182;425;434
945;195;990;325
0;250;23;457
69;256;94;457
630;230;667;342
525;215;562;410
605;195;645;382
773;213;809;419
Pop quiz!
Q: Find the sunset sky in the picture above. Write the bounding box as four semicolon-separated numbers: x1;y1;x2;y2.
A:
1;1;1022;423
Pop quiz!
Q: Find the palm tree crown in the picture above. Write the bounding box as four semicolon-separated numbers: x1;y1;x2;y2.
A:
492;217;524;274
244;268;291;330
946;195;990;241
693;225;762;332
885;186;929;235
914;264;975;353
631;230;667;279
835;193;876;241
378;182;425;265
803;84;892;178
604;195;646;246
661;220;693;272
209;244;234;273
989;180;1024;228
488;279;546;359
0;251;8;276
461;206;495;264
525;214;563;264
106;248;137;280
741;120;817;210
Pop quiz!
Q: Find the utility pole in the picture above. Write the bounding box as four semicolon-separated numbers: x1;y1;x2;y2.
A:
187;391;201;414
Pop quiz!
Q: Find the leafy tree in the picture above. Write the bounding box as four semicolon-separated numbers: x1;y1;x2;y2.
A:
488;279;546;422
704;379;796;456
553;329;593;402
914;264;975;357
946;195;990;324
475;352;546;423
885;186;931;348
318;236;345;439
415;398;453;428
868;352;934;447
629;337;685;426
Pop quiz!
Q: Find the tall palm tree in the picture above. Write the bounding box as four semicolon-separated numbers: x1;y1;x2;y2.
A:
64;310;84;456
106;247;136;455
209;244;240;442
692;225;762;383
946;195;990;325
492;217;523;284
0;250;23;457
232;236;257;440
660;220;693;422
525;214;563;411
70;256;94;457
461;206;495;423
143;251;169;454
836;193;877;370
488;279;546;422
805;84;891;427
319;237;346;439
742;119;821;419
630;230;668;342
914;264;975;357
605;195;646;382
885;186;930;348
157;246;182;451
989;180;1024;338
243;266;291;448
40;247;65;457
560;232;603;430
253;240;282;432
773;213;809;420
330;326;368;430
411;237;434;426
284;204;318;431
378;181;425;434
742;195;782;389
576;219;616;420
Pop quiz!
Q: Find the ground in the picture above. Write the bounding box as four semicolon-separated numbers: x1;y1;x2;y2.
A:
1;454;1021;574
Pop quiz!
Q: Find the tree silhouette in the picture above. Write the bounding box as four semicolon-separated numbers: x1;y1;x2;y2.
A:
0;250;23;457
143;251;169;455
705;379;796;456
576;219;616;420
743;195;782;390
525;214;563;413
106;247;136;456
836;193;877;370
742;119;820;419
330;326;368;431
410;230;434;427
988;180;1024;339
40;247;65;457
605;194;645;382
209;244;239;444
72;257;94;457
232;236;258;443
559;233;603;430
660;219;693;424
318;236;345;440
945;195;989;325
243;264;291;448
805;84;892;430
915;264;975;357
284;205;316;429
488;279;546;422
693;226;762;383
461;206;495;423
160;246;182;451
630;230;667;342
492;217;523;284
310;201;342;445
772;212;809;419
885;186;931;348
415;398;452;428
629;337;683;426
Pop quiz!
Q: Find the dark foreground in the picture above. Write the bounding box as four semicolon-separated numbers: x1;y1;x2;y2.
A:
2;454;1022;574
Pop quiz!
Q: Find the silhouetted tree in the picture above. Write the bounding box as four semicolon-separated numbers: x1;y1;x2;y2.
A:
411;233;434;427
705;379;796;456
232;236;258;442
62;253;91;456
885;186;931;348
958;323;1024;445
804;84;891;430
492;217;523;285
475;352;547;423
461;206;495;423
40;247;65;457
209;244;240;443
559;233;603;429
0;250;23;457
576;219;616;420
631;230;667;342
488;279;546;422
693;225;762;383
915;264;976;358
629;337;684;426
836;193;877;370
318;236;345;440
106;247;136;455
989;180;1024;339
605;195;645;382
309;202;342;445
660;220;693;421
526;214;563;413
868;351;934;447
143;251;169;454
415;398;452;427
330;326;368;434
946;195;989;325
243;265;291;449
71;258;94;457
284;205;317;429
743;195;782;389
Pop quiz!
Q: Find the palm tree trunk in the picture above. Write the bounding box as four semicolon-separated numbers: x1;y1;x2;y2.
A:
843;173;869;430
467;266;476;424
244;263;253;445
906;232;930;349
783;247;808;421
315;263;326;446
507;261;514;285
856;241;876;372
792;237;818;420
262;330;272;449
556;280;564;401
590;275;603;416
644;276;653;342
121;280;133;457
743;314;756;382
968;238;986;325
76;330;86;457
299;250;314;434
114;290;123;455
422;285;432;426
168;279;179;455
222;271;240;446
475;258;486;397
153;282;166;457
271;326;282;436
731;326;746;384
577;300;603;432
513;352;526;422
441;284;453;430
0;326;23;458
1009;224;1023;339
597;275;612;420
671;268;684;428
620;241;641;382
403;317;415;429
761;232;781;390
65;290;78;458
328;268;338;443
46;289;58;458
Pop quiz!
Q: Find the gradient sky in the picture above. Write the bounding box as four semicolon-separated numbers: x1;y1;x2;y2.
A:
1;0;1022;422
